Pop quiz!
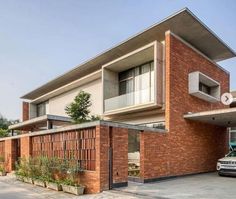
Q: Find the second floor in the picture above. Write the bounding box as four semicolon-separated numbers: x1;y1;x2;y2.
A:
12;8;235;131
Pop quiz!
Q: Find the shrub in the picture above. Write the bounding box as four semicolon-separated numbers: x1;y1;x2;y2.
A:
15;156;84;186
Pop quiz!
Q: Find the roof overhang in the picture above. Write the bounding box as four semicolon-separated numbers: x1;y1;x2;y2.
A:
184;108;236;127
21;8;236;100
9;114;72;131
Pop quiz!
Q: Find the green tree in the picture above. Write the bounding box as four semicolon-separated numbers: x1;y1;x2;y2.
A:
65;91;100;124
0;114;19;137
0;115;10;129
0;129;9;138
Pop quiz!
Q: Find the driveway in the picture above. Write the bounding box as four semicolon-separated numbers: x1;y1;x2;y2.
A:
116;172;236;199
0;172;235;199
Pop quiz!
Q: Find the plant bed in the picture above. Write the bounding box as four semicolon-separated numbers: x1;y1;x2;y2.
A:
0;171;7;176
62;184;85;195
15;175;24;182
46;181;62;191
23;177;34;184
34;179;46;187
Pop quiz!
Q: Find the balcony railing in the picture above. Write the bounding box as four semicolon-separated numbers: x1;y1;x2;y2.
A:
104;87;154;112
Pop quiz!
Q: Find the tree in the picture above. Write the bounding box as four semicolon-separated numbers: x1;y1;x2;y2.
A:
0;115;10;130
0;114;19;137
65;91;100;124
0;129;8;138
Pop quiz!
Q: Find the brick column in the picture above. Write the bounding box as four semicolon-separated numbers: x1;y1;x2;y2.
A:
111;127;128;186
22;101;29;122
98;125;110;191
4;139;16;172
20;136;31;158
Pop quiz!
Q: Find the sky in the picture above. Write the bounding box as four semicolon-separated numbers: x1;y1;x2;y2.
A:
0;0;236;120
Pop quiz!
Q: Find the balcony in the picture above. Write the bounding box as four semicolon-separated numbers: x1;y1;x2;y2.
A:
104;87;154;113
102;41;164;116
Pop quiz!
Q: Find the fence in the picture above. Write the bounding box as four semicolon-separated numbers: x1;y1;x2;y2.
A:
0;141;5;162
31;127;96;171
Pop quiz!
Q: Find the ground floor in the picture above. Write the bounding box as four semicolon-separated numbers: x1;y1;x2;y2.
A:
0;120;228;194
0;172;235;199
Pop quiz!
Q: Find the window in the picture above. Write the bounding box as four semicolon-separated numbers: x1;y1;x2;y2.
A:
36;102;46;117
199;82;211;95
118;61;154;103
119;69;134;95
189;71;220;103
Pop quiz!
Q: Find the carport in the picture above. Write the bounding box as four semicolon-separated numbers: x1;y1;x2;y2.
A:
183;107;236;127
184;107;236;149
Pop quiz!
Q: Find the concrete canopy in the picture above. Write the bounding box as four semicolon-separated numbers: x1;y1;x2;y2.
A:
22;8;236;100
9;114;72;131
184;108;236;127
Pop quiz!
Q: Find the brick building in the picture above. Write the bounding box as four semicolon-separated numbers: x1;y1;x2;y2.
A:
0;8;236;194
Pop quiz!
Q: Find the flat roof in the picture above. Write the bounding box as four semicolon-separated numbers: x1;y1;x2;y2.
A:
9;114;72;130
1;120;166;141
22;8;236;100
184;108;236;127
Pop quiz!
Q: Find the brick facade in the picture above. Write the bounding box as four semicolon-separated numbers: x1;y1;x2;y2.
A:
20;136;31;158
111;127;128;185
138;33;229;182
4;139;18;172
0;31;231;194
0;125;129;194
22;102;29;122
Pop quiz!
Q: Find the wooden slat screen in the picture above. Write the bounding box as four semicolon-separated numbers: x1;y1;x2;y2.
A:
31;127;96;171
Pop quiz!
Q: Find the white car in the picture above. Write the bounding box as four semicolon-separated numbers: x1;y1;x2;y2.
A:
217;150;236;176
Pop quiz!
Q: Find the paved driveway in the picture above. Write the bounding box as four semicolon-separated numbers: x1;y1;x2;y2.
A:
0;175;139;199
0;172;235;199
116;172;236;199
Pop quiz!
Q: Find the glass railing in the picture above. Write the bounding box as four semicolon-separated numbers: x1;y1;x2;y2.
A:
104;87;154;112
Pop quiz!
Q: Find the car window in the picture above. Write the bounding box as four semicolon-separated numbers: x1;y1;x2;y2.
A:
227;151;236;157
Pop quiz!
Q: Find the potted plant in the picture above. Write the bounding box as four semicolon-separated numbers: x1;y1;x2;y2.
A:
15;158;33;184
46;179;62;191
33;176;46;187
0;164;6;176
45;157;62;191
30;156;46;187
60;159;85;195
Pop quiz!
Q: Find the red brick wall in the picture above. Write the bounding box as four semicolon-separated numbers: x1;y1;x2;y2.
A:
112;127;128;184
0;141;5;158
20;136;31;158
159;32;228;178
22;102;29;122
79;125;109;194
97;125;109;191
140;33;229;181
4;139;17;172
140;132;169;180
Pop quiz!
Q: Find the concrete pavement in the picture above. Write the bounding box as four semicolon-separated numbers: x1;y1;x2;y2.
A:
117;172;236;199
0;175;140;199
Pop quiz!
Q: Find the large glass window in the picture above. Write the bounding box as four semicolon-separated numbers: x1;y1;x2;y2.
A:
118;61;154;104
36;102;46;117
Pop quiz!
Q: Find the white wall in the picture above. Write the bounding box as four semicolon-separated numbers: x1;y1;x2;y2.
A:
48;78;102;117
